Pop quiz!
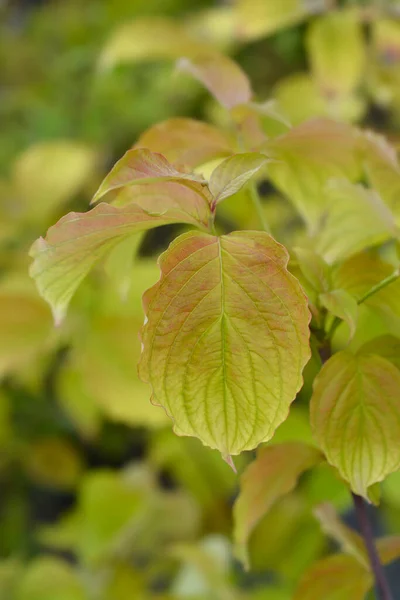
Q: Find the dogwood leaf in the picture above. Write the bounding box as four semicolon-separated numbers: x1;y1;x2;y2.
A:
320;290;358;341
139;230;310;457
264;119;361;229
177;53;252;109
135;118;233;169
233;443;321;567
294;554;372;600
92;148;205;204
30;199;211;325
209;153;270;203
310;351;400;499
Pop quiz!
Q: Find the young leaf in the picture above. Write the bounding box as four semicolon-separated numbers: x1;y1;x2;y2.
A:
293;554;372;600
293;248;331;294
139;230;311;457
177;53;252;109
359;335;400;371
264;119;361;229
233;443;321;567
135;118;233;169
313;503;368;568
92;148;205;204
319;289;358;341
316;180;396;264
306;11;365;95
209;153;270;204
310;351;400;499
377;535;400;565
30;200;210;325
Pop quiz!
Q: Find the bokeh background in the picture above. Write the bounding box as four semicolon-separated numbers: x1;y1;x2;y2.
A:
2;0;400;598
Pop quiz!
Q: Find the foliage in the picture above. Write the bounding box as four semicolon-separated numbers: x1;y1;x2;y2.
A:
3;0;400;598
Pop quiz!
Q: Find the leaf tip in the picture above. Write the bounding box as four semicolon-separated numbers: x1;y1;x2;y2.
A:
223;453;237;474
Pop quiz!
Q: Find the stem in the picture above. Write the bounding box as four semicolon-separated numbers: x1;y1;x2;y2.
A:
352;493;394;600
249;182;271;233
326;269;400;341
357;270;399;306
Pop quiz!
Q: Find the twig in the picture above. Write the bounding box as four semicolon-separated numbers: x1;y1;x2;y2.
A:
352;493;394;600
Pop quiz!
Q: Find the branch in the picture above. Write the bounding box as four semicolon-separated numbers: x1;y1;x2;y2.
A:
352;493;394;600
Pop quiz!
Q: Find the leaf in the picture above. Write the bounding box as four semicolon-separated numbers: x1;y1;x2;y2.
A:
135;118;233;169
139;230;311;456
332;252;400;329
73;316;168;428
359;335;400;371
209;153;270;203
16;557;86;600
13;141;96;223
177;53;252;109
233;443;321;567
98;17;204;69
92;148;205;203
0;294;53;378
234;0;321;41
264;119;361;229
320;290;358;341
293;555;372;600
24;438;83;490
30;199;210;325
231;100;291;129
362;131;400;221
315;180;396;264
306;11;365;95
293;247;331;293
377;535;400;565
313;503;368;568
310;351;400;498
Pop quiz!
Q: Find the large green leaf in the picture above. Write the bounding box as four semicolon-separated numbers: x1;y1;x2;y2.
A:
135;118;233;169
264;119;361;229
293;554;372;600
359;335;400;370
139;230;310;456
310;351;400;498
315;180;396;264
30;190;211;324
319;289;358;341
233;442;321;567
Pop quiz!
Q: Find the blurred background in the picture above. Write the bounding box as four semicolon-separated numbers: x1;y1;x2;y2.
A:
2;0;400;598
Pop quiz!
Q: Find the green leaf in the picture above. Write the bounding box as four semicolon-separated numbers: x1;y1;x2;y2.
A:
362;131;400;222
293;247;331;294
92;148;205;203
0;293;53;378
177;53;252;109
209;153;270;203
315;180;396;264
139;230;311;456
234;0;321;41
377;535;400;565
313;503;368;568
310;351;400;499
233;442;321;567
30;194;211;324
13;141;96;223
265;119;361;229
98;17;205;69
320;289;358;341
358;335;400;371
231;100;291;129
293;555;372;600
135;117;233;169
306;11;365;95
16;557;86;600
